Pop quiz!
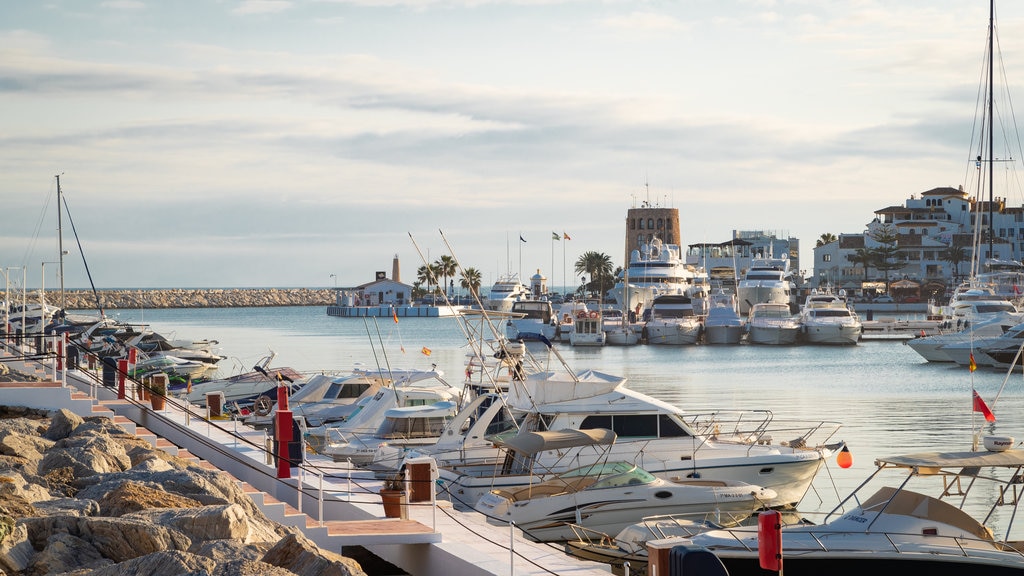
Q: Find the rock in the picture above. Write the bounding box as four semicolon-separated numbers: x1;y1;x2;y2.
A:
262;533;367;576
125;504;281;545
21;516;192;562
85;550;216;576
38;435;131;479
0;472;52;504
0;430;54;464
96;481;201;517
191;538;270;564
31;497;100;518
42;467;77;498
43;409;83;441
0;521;34;574
26;532;111;576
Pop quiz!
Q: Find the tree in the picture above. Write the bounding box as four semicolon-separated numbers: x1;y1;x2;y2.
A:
459;267;483;299
869;224;906;289
939;240;969;285
416;265;436;296
846;248;874;282
434;256;457;297
574;251;614;298
816;233;838;248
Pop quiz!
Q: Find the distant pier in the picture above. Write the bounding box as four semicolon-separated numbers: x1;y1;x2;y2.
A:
326;304;466;318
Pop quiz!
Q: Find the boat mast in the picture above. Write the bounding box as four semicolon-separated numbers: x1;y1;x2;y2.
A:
55;174;66;311
987;0;994;261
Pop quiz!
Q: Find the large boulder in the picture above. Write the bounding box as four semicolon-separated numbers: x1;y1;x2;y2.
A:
38;435;131;478
43;409;83;441
21;516;192;562
0;430;53;464
124;503;281;544
96;481;201;517
262;533;367;576
85;550;216;576
0;521;34;574
25;531;111;576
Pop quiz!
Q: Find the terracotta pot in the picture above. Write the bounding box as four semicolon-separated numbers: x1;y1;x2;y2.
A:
150;393;166;411
380;489;408;519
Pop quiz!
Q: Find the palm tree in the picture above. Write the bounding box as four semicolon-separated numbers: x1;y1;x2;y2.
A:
416;265;435;296
940;243;968;285
460;267;483;300
574;251;614;298
816;233;838;248
846;248;874;282
434;256;457;298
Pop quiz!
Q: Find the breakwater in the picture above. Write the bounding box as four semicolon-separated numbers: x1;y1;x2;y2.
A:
2;288;336;309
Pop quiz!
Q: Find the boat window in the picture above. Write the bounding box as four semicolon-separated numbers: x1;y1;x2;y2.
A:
327;382;371;400
379;416;450;439
659;414;691;437
613;414;658;438
580;415;612;430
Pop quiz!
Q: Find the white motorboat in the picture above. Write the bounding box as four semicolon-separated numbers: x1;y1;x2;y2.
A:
183;352;304;408
736;255;795;315
475;443;777;543
702;291;744;345
608;238;707;314
937;321;1024;368
484;273;530;312
569;309;606;347
674;446;1024;575
798;291;862;345
906;311;1024;362
746;302;801;345
553;301;589;342
505;298;557;341
642;294;702;345
321;400;460;466
434;369;842;510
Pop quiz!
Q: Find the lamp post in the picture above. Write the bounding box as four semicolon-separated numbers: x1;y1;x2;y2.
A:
41;261;61;305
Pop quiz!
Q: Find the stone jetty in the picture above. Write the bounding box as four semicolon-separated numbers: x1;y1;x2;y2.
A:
1;289;336;310
0;408;368;576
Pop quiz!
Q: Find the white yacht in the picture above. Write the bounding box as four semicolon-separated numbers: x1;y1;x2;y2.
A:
746;302;801;345
642;294;703;345
569;309;606;347
433;369;842;510
702;291;744;345
608;238;706;315
798;291;862;345
484;273;530;312
736;255;795;315
505;298;557;341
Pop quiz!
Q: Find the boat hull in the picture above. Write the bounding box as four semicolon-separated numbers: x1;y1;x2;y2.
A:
747;324;800;345
703;325;744;345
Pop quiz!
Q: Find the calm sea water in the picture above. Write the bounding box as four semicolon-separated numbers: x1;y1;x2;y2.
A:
96;306;1024;536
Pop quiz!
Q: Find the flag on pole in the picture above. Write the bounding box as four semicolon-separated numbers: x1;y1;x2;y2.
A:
520;235;526;243
563;232;571;240
969;353;977;372
973;389;996;422
421;346;432;356
392;308;399;324
552;232;560;240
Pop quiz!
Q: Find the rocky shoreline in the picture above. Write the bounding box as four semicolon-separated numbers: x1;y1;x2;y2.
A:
0;408;368;576
1;289;336;310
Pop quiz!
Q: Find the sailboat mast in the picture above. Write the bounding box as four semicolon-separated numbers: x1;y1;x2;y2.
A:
988;0;995;260
55;174;66;311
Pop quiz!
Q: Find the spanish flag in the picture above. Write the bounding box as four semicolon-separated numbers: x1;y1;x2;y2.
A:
973;389;996;422
563;232;571;240
421;346;431;356
393;308;399;324
969;353;977;372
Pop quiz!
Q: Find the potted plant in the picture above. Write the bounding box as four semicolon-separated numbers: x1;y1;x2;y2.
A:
148;373;168;411
379;470;407;519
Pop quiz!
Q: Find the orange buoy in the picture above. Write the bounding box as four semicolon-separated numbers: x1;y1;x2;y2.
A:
837;445;853;469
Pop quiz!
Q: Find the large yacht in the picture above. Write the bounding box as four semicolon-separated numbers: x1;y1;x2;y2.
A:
608;238;706;315
484;273;530;312
798;290;862;345
736;255;795;315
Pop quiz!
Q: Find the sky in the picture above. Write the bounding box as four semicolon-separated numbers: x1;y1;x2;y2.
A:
2;1;1023;292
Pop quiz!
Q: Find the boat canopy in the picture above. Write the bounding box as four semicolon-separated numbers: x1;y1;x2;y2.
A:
875;449;1024;471
507;369;626;407
496;428;616;456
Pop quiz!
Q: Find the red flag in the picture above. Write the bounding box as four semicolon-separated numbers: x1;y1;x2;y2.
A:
392;308;399;324
973;390;996;422
969;353;977;372
563;232;571;240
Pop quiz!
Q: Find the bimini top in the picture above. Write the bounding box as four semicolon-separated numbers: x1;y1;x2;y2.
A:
875;449;1024;472
496;428;616;456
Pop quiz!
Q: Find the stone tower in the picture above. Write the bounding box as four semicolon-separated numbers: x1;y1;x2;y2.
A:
392;254;400;282
625;205;682;256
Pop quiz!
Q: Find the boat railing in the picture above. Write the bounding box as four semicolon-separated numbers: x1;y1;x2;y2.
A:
709;524;1024;560
682;410;843;453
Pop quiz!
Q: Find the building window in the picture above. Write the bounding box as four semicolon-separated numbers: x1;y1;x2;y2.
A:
647;218;654;229
638;219;644;230
823;254;831;262
657;218;664;230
